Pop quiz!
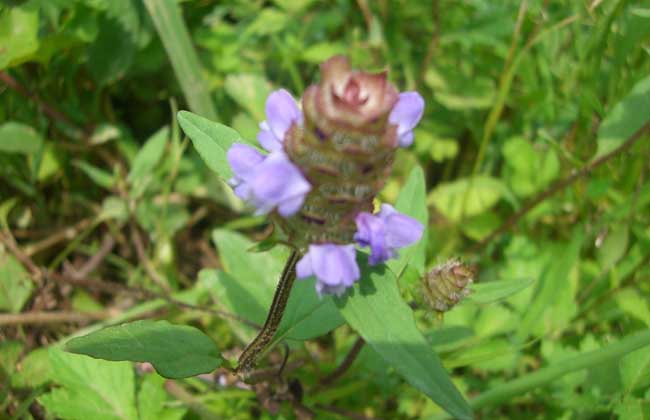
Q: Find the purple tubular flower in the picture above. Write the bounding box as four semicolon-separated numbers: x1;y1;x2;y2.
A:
257;89;303;152
388;91;425;148
354;204;423;265
296;244;360;296
227;143;311;217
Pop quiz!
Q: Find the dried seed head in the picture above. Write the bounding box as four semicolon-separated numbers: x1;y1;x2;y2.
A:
422;259;475;312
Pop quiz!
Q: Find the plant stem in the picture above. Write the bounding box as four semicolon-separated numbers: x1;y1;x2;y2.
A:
143;0;218;120
236;250;300;375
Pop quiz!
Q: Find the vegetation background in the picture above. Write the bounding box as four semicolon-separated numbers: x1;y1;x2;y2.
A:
1;0;650;419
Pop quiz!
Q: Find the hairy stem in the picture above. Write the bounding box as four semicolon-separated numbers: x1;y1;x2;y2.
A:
236;250;300;375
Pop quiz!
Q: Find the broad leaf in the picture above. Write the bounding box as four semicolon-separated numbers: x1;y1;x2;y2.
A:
65;320;223;379
178;111;249;180
38;347;138;420
389;166;428;277
335;259;472;420
596;75;650;159
0;4;39;70
620;345;650;393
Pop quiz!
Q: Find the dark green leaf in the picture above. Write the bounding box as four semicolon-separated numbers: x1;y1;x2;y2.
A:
468;277;536;304
335;259;472;420
65;320;223;379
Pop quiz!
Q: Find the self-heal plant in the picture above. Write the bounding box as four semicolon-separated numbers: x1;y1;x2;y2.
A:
227;56;424;298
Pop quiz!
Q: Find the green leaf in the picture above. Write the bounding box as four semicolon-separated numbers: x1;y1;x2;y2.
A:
502;137;559;197
177;111;248;180
10;348;51;388
127;125;168;193
0;250;34;313
428;176;506;222
335;259;472;420
468;277;536;304
597;224;629;270
596;75;650;159
38;347;138;420
301;42;346;63
73;160;116;190
389;166;428;277
0;121;43;155
620;345;650;393
0;4;40;70
65;320;223;379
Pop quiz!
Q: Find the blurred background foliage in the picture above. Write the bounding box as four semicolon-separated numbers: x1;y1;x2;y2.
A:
1;0;650;419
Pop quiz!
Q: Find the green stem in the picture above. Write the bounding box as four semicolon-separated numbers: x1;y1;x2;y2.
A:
236;250;300;375
143;0;218;121
471;329;650;409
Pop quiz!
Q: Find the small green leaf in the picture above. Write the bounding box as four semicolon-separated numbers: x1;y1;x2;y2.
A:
468;278;536;304
0;121;43;155
335;259;472;420
0;250;34;313
73;160;116;190
389;166;428;277
596;75;650;159
178;111;248;180
65;320;223;379
428;176;506;222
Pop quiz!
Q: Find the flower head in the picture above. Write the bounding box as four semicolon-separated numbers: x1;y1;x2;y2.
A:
303;55;399;131
422;259;474;312
227;144;311;217
354;204;423;265
389;92;425;147
296;243;360;296
257;89;302;152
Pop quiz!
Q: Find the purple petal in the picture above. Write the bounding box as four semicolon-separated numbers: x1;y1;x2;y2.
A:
354;212;389;265
257;122;283;152
227;143;264;180
296;253;314;279
389;91;424;139
379;204;423;249
296;244;360;296
265;89;302;142
398;130;414;148
247;152;311;216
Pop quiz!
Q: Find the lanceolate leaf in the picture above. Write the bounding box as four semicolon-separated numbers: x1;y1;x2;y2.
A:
335;259;473;420
65;320;223;379
177;111;250;180
596;75;650;159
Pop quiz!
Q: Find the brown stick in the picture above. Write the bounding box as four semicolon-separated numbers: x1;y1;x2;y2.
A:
0;311;109;326
318;337;365;386
472;123;650;252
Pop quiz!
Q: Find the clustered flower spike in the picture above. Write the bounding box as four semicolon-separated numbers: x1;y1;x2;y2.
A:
226;56;425;296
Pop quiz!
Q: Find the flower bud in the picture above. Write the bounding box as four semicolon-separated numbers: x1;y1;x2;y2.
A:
422;259;474;312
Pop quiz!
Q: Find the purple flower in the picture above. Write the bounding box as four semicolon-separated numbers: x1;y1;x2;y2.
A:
389;92;425;147
227;143;311;217
296;244;360;296
354;204;423;265
257;89;303;152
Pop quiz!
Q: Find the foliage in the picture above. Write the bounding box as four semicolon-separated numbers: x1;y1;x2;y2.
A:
1;0;650;419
